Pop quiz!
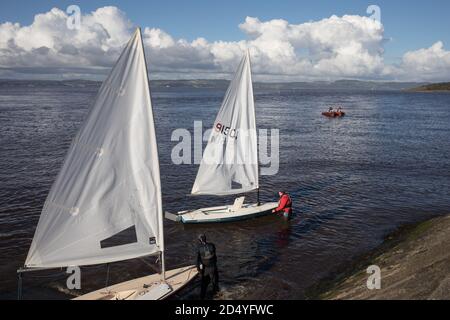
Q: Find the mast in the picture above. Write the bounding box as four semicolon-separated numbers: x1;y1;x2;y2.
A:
137;27;166;281
247;49;261;206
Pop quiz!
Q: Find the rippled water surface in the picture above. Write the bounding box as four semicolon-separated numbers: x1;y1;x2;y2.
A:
1;81;449;299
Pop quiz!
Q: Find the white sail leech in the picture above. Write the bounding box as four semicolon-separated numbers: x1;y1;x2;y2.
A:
191;51;259;196
25;28;164;269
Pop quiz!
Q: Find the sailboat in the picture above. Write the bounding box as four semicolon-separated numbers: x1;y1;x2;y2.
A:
165;51;278;224
17;28;197;300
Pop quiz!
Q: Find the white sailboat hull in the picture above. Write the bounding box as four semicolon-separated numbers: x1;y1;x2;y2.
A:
73;265;198;300
166;202;278;224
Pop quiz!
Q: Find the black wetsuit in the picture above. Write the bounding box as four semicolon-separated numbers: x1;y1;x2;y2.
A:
197;242;219;299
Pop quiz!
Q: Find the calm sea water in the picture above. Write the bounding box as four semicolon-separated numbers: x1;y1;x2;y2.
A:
1;81;449;299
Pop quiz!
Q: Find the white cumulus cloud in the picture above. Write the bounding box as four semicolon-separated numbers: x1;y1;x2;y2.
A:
0;6;449;81
397;41;450;81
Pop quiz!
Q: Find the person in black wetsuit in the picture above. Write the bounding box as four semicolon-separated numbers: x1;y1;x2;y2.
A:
196;234;219;299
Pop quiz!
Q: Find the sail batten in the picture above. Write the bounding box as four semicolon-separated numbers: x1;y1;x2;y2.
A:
191;51;259;196
25;28;163;268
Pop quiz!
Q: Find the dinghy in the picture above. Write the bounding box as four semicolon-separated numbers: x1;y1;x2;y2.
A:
165;51;278;224
322;111;345;118
17;28;197;300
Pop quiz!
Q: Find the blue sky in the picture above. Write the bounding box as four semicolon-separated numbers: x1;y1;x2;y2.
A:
0;1;449;81
1;0;449;63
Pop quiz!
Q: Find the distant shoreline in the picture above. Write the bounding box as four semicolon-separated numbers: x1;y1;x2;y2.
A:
307;214;450;300
0;78;431;91
406;82;450;92
407;90;450;93
4;78;450;93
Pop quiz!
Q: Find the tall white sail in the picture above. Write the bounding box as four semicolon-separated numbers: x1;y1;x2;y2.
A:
25;28;164;268
191;51;259;196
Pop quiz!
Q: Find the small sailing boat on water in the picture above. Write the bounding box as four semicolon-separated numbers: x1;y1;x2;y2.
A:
17;28;197;300
165;51;278;224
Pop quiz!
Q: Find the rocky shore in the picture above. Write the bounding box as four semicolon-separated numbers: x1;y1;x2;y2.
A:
309;214;450;300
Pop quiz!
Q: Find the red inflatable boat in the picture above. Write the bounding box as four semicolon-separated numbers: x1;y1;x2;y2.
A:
322;111;346;118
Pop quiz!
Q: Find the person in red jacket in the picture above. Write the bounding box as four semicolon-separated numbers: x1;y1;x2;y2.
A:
272;191;293;217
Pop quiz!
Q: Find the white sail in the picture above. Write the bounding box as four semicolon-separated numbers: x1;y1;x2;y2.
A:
25;28;164;268
191;51;259;196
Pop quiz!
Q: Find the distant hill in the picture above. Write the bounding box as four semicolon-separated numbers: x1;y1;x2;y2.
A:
407;82;450;92
0;78;428;91
150;79;426;91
